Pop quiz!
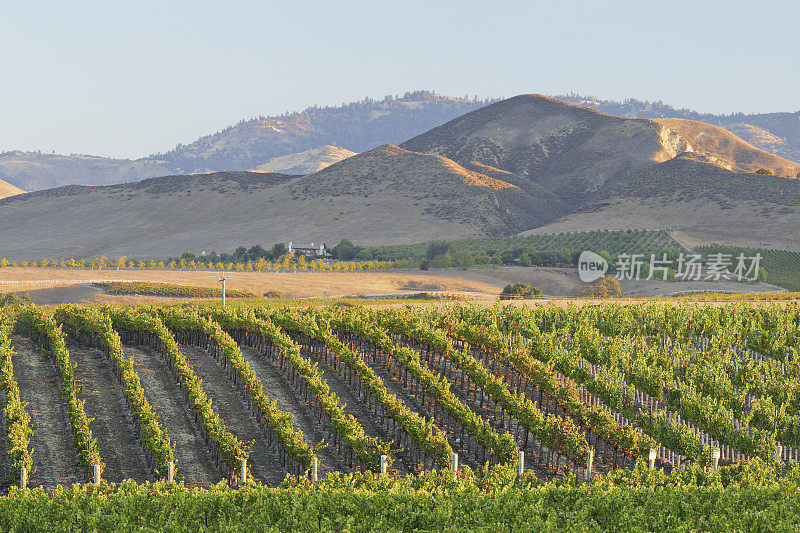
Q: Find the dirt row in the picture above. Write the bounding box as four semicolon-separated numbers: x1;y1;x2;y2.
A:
180;344;287;486
9;335;83;490
125;345;219;487
67;342;154;484
238;347;346;476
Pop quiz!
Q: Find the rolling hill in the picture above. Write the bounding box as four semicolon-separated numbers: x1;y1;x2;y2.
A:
0;151;172;191
0;145;562;260
401;95;799;210
528;152;800;250
3;94;800;259
556;94;800;164
0;92;492;191
4;91;799;193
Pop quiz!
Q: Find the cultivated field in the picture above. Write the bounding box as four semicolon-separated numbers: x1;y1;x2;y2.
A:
2;300;800;529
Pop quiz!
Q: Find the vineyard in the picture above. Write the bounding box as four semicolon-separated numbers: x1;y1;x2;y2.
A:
2;301;800;528
364;229;683;262
99;281;257;298
697;244;800;291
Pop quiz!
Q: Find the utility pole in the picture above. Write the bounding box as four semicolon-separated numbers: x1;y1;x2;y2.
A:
219;271;227;307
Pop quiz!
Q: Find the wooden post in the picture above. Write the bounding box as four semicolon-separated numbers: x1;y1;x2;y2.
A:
648;449;657;470
518;451;524;476
712;447;720;472
777;445;783;462
380;455;387;476
240;458;247;486
586;449;594;481
451;453;458;479
20;467;27;489
93;464;101;484
220;272;227;307
167;461;174;484
312;456;318;483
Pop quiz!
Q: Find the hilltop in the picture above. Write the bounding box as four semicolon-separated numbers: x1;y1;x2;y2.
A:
401;95;799;210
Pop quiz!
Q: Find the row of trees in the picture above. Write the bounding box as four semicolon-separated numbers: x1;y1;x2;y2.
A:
0;254;412;273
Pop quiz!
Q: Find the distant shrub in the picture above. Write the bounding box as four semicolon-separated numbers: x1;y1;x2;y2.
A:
755;168;773;175
578;277;624;298
500;283;542;299
263;290;283;298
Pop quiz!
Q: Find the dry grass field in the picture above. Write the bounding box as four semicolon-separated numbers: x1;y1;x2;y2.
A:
1;264;788;308
0;267;500;299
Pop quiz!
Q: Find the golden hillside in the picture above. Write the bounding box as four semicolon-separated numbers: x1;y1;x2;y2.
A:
0;178;24;199
653;118;799;177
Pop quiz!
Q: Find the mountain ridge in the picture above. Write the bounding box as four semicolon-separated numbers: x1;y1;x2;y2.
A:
3;90;799;192
3;93;800;258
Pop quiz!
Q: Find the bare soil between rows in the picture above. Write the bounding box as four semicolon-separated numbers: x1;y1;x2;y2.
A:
68;342;154;483
10;335;83;490
124;344;220;488
238;346;347;475
180;344;286;485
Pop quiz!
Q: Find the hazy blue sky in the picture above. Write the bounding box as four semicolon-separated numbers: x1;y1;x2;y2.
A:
2;0;797;159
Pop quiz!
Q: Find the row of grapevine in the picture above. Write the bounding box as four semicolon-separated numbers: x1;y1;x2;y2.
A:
15;307;103;478
321;308;519;464
432;309;656;458
0;325;33;481
366;308;592;466
179;308;391;472
164;308;319;473
54;306;175;476
270;308;454;469
105;309;250;481
549;324;788;460
482;304;795;463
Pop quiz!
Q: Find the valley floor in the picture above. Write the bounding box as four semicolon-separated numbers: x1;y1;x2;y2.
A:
0;265;785;305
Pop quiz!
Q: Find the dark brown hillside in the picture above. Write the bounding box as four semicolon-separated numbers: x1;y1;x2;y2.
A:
288;144;568;235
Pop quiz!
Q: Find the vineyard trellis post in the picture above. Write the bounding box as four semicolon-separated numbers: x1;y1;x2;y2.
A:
451;453;458;479
219;272;227;307
93;464;101;485
20;468;27;489
586;449;594;480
